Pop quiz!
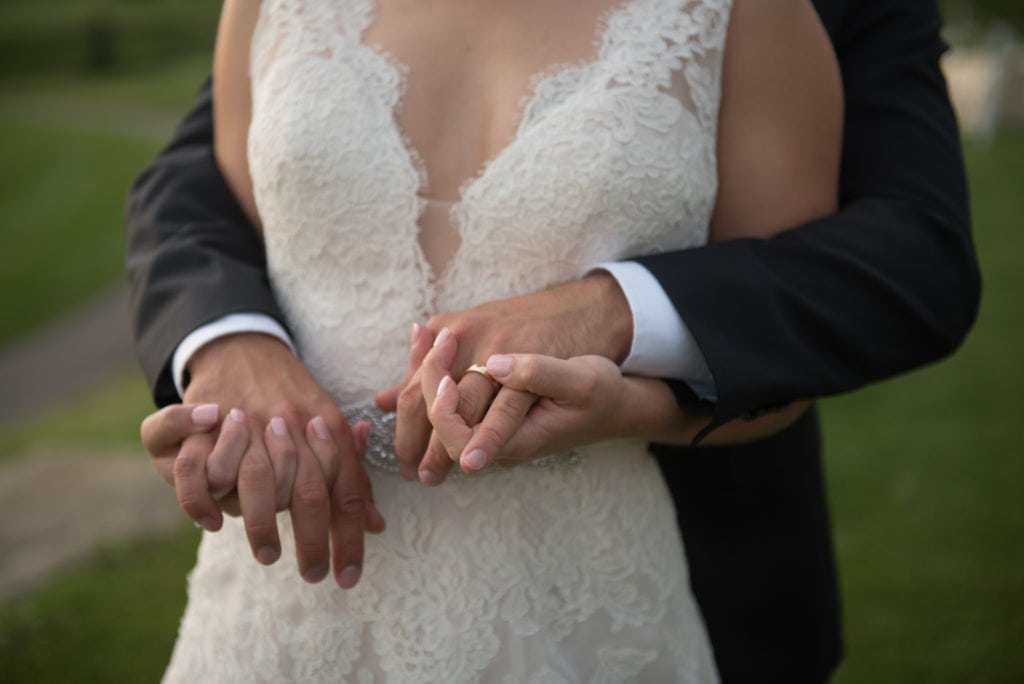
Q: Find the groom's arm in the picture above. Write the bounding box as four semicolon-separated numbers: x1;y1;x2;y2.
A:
125;79;286;407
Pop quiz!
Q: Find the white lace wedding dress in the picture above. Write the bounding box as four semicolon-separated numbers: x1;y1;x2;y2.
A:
164;0;730;681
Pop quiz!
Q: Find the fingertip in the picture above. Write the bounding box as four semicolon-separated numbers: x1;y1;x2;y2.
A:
310;415;330;441
486;354;514;378
366;501;386;532
337;565;362;589
434;375;455;408
200;514;222;532
418;469;440;487
191;403;220;427
375;387;399;413
302;564;329;584
351;420;370;455
461;448;489;472
268;416;289;437
229;407;245;423
433;326;452;348
256;545;280;565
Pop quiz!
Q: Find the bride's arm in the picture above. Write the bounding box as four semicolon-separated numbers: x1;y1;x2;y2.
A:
212;0;262;231
594;0;841;447
633;0;843;444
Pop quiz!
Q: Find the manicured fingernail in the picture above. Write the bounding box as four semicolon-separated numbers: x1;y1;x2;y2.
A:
338;565;361;588
435;375;453;403
411;322;421;342
433;327;451;348
256;546;280;565
486;354;514;377
200;516;219;532
462;448;488;471
191;404;219;426
269;416;288;437
304;564;328;583
229;408;245;423
311;415;330;440
419;469;439;487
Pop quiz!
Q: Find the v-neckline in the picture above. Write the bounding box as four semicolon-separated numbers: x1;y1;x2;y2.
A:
358;0;649;207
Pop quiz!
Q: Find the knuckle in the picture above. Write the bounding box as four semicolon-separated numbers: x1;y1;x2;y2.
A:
176;494;206;517
320;408;350;438
396;385;422;414
238;457;273;485
474;424;506;452
295;540;328;562
426;313;448;332
206;467;235;492
335;493;366;517
173;452;204;480
456;391;484;420
518;355;541;382
245;519;278;542
578;366;600;396
293;479;329;511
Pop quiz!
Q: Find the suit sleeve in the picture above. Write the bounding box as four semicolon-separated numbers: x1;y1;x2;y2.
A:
124;80;285;407
635;0;981;424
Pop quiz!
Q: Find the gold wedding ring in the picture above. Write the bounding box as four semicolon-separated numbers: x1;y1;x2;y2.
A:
464;364;500;391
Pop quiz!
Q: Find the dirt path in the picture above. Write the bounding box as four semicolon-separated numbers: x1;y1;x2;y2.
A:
0;449;184;603
0;284;135;427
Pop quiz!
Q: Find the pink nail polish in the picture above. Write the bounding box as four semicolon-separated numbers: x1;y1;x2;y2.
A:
269;416;288;437
191;404;218;426
411;322;420;343
487;354;514;377
433;327;452;348
311;416;330;440
437;375;453;396
462;448;488;471
229;408;245;423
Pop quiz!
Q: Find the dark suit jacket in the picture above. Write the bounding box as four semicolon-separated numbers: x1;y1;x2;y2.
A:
124;1;978;681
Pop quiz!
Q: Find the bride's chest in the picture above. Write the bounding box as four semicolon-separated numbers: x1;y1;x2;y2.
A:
248;0;728;279
362;0;623;200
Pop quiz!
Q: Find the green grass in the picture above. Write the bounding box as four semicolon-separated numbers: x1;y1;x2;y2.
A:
0;524;201;684
826;133;1024;683
0;118;158;343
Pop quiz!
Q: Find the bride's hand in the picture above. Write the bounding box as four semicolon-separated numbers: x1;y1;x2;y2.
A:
415;332;633;481
374;273;633;483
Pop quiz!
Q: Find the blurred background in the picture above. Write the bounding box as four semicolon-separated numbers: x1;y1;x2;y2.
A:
0;0;1021;680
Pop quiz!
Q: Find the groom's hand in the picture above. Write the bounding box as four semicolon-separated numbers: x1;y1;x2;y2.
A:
377;273;632;483
147;333;383;588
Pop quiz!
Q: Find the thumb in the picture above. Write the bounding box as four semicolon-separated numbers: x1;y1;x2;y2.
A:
141;403;220;458
485;354;599;403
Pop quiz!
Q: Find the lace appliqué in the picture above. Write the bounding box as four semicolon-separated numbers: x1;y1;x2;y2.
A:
164;0;730;681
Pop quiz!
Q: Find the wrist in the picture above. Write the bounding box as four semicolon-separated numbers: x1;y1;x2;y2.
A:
574;272;633;363
187;332;294;387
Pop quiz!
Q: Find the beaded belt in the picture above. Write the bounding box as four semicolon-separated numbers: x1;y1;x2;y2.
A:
342;400;581;477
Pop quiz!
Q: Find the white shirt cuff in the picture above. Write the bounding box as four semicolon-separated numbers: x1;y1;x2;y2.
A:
171;313;296;399
594;262;717;401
